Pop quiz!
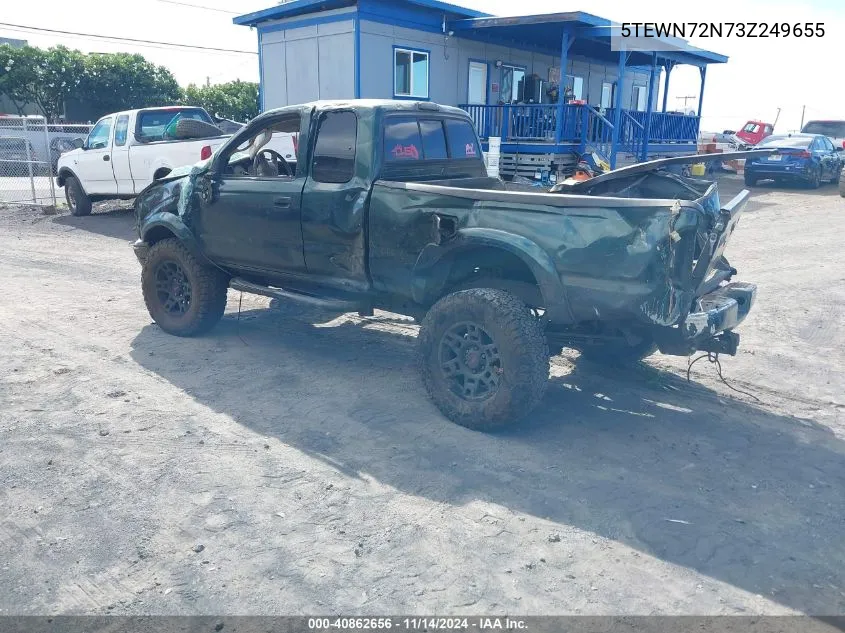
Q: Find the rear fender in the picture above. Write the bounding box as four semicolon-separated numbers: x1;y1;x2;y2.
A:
411;227;571;321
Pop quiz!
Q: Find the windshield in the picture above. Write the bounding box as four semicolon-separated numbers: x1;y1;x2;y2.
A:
801;121;845;137
742;123;761;134
757;135;812;148
137;108;213;141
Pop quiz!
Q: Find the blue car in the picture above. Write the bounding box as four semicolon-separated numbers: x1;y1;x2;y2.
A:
744;133;843;188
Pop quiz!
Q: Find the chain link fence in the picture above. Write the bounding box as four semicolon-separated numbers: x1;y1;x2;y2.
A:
0;116;91;208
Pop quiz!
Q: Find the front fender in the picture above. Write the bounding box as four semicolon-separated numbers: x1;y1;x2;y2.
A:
140;212;203;260
411;227;571;322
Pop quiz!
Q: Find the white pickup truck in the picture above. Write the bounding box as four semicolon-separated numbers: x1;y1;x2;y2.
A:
56;106;295;216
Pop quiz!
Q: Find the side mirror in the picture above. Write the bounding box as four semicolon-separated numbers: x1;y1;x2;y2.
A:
835;146;843;152
72;138;84;150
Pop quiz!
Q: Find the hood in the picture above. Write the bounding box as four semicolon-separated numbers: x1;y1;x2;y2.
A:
551;150;776;193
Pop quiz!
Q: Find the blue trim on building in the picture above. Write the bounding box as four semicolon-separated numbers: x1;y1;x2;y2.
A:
235;0;355;26
235;0;487;27
392;44;431;101
256;11;357;35
354;18;361;99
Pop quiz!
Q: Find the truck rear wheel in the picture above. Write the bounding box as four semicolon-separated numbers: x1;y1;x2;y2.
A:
65;176;92;216
141;238;228;337
417;288;549;431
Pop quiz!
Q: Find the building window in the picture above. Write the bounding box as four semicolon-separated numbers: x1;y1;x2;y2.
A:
394;47;429;99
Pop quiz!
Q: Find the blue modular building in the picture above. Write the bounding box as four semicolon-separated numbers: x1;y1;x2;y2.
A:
234;0;728;176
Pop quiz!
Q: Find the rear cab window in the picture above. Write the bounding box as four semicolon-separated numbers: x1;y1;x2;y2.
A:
801;121;845;138
383;116;481;162
136;108;214;142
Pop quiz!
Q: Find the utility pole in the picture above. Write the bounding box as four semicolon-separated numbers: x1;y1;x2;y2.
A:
800;105;806;129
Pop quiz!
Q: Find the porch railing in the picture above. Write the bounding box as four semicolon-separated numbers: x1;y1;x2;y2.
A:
581;106;614;160
460;104;700;155
461;103;582;142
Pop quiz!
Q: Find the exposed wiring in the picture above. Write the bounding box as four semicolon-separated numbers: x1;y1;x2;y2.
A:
0;22;257;55
687;352;762;403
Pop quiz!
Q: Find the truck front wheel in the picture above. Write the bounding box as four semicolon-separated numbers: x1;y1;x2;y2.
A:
417;288;549;431
65;176;92;216
141;238;228;337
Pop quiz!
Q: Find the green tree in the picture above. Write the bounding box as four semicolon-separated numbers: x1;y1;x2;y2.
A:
80;53;181;119
182;80;259;122
0;45;84;120
0;44;39;115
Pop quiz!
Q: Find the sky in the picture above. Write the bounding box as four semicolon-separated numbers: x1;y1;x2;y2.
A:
2;0;843;133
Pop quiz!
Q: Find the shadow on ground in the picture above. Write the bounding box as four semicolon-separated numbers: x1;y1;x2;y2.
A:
130;302;845;615
52;203;135;241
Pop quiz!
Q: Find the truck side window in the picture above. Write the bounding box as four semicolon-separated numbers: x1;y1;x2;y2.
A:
87;118;113;150
311;111;357;183
384;118;423;161
444;119;481;160
114;115;129;147
419;120;447;160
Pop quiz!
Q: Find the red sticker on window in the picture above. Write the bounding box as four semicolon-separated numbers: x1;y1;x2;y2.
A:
391;144;420;159
465;143;477;157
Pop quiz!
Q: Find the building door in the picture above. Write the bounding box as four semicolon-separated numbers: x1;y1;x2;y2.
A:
467;61;488;104
600;82;614;110
633;85;648;111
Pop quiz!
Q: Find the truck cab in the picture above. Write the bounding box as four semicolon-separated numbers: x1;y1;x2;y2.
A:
734;120;774;146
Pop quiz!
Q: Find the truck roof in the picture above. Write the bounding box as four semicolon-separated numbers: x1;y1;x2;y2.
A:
261;99;471;119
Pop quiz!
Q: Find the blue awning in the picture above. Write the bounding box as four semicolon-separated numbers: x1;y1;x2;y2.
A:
448;12;728;67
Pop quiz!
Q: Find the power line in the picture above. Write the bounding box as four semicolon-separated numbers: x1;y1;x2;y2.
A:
150;0;242;15
0;22;256;55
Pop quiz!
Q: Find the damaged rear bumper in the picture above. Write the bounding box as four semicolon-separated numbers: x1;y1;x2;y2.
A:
655;282;756;356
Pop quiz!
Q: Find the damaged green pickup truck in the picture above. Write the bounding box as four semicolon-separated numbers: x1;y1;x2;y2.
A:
133;100;763;430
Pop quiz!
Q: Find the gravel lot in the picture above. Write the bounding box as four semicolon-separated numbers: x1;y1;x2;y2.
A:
1;176;843;616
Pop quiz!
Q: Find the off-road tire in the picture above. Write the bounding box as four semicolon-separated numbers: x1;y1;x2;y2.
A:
839;169;845;197
141;238;228;337
743;172;757;187
65;176;92;216
578;338;658;365
171;118;223;140
417;288;549;431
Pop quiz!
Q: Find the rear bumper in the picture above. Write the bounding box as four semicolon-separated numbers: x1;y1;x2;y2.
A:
133;239;150;265
656;282;756;356
746;163;812;177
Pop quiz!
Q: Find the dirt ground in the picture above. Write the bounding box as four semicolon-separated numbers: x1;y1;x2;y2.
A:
1;175;844;616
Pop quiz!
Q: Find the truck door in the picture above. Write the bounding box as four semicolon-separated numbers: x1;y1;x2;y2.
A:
110;114;134;195
300;110;370;290
74;116;117;195
194;111;307;274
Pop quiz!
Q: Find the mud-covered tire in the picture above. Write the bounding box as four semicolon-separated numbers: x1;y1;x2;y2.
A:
578;338;658;365
141;238;228;337
839;169;845;197
65;176;91;216
417;288;549;431
171;118;223;140
743;172;757;187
